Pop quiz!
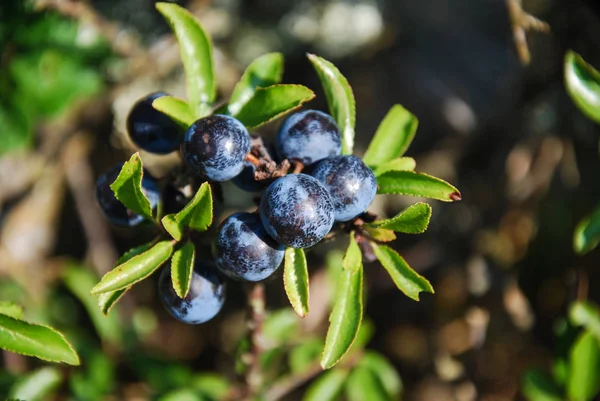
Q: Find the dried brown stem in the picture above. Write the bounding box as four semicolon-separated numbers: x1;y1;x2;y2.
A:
244;282;266;399
506;0;550;65
292;161;305;174
246;153;262;167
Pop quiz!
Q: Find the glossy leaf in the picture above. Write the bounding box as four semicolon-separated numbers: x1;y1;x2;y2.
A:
522;369;563;401
289;339;324;373
573;204;600;254
321;265;363;369
363;227;396;242
345;366;390;401
377;170;461;202
308;54;356;154
343;234;362;273
0;314;79;365
152;96;195;127
372;157;416;176
360;351;403;399
171;242;196;298
366;202;432;234
372;244;433;301
9;366;62;401
363;105;418;166
567;331;600;401
0;301;23;319
284;247;310;318
228;52;284;115
570;301;600;341
234;84;315;128
63;264;122;345
156;3;215;117
91;240;174;294
110;152;153;220
303;368;348;401
565;51;600;124
162;182;213;240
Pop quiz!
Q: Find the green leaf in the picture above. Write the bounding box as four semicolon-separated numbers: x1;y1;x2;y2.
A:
0;301;23;319
573;204;600;254
321;265;363;369
570;301;600;342
303;368;348;401
372;244;433;301
284;247;310;318
366;202;432;234
0;314;80;365
192;373;230;400
171;242;196;298
372;157;417;176
363;105;418;166
156;3;215;117
565;51;600;124
9;366;62;401
62;264;122;345
162;182;213;240
289;339;324;373
522;369;563;401
152;96;196;127
567;331;600;401
110;152;154;220
345;366;390;401
352;319;375;351
308;54;356;155
263;309;300;344
359;351;403;399
377;170;462;202
228;52;285;115
233;84;315;128
158;388;204;401
343;234;362;273
363;227;396;242
91;240;175;294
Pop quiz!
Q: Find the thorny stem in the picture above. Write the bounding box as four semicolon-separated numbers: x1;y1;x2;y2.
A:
244;282;266;399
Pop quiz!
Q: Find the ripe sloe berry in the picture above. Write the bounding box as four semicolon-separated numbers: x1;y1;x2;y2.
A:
96;163;160;227
126;92;184;154
311;155;377;222
260;173;335;248
163;186;188;215
158;261;226;324
182;115;251;182
214;212;285;281
276;110;342;165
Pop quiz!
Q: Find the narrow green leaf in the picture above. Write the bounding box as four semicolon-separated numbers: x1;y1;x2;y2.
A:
363;105;418;166
0;301;23;319
234;84;315;128
345;366;390;401
377;170;461;202
91;240;174;294
360;351;403;399
110;152;153;220
321;265;363;369
302;368;348;401
565;51;600;124
263;309;300;344
9;366;62;401
343;234;362;273
567;331;600;401
162;182;213;240
372;244;433;301
372;157;416;176
363;227;396;242
0;314;80;365
308;54;356;155
171;242;196;298
152;96;195;127
289;339;324;373
573;204;600;254
156;3;215;117
522;369;563;401
284;247;310;318
367;202;432;234
570;301;600;342
162;214;183;241
228;52;285;115
62;264;122;345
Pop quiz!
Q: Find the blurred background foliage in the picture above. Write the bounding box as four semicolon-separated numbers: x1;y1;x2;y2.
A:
1;0;600;400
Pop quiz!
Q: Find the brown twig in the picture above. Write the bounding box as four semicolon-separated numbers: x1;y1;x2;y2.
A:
244;283;266;399
292;161;305;174
506;0;550;65
246;153;262;167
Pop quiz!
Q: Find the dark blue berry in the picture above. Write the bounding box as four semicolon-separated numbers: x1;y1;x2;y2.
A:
126;92;184;154
311;155;377;222
158;261;226;324
231;161;268;192
276;110;342;165
260;173;335;248
96;163;160;227
182;115;251;182
163;186;188;215
214;212;285;281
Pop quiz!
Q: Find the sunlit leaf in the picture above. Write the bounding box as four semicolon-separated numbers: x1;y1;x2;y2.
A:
345;366;390;401
366;202;432;234
9;367;62;401
565;51;600;124
0;301;23;319
303;368;348;401
570;301;600;342
152;96;195;127
377;170;461;202
343;234;362;273
284;247;310;318
359;351;403;399
171;242;196;298
573;204;600;254
363;227;396;242
162;182;213;240
110;152;153;220
372;157;416;176
567;331;600;401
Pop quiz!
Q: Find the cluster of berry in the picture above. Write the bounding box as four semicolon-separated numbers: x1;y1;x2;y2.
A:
96;93;376;324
